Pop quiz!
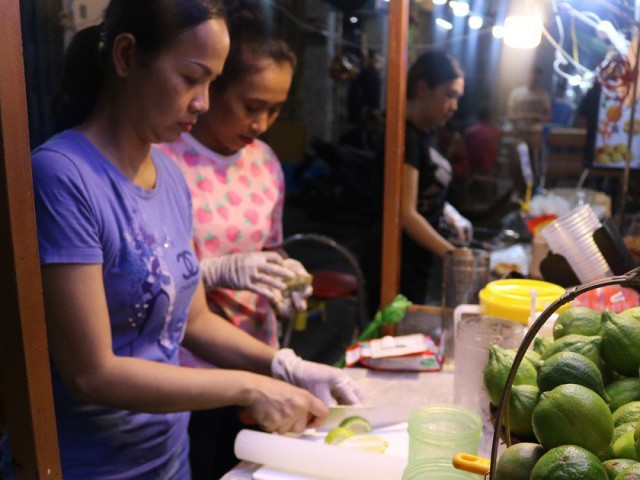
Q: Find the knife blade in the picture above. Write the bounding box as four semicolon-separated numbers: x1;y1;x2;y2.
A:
316;405;408;431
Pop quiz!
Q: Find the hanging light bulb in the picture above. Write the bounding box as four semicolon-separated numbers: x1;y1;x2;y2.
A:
435;18;454;30
504;15;542;48
492;25;504;39
433;0;447;5
450;1;470;17
468;15;483;29
569;74;582;87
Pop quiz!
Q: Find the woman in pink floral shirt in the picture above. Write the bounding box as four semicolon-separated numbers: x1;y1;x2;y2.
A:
160;17;308;349
159;17;326;477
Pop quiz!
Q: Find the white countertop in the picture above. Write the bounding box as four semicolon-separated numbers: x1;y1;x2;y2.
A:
221;365;483;480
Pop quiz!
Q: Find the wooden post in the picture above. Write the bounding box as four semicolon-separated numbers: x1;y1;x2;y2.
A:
380;0;409;335
0;0;62;478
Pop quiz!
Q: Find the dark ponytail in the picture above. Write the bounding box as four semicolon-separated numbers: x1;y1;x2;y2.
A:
53;25;105;133
53;0;226;132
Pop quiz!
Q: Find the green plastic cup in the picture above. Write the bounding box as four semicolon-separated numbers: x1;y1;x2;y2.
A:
407;404;482;463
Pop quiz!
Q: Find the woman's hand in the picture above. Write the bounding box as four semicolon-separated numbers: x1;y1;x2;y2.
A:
443;202;473;246
199;251;294;303
271;349;365;406
274;259;313;316
242;376;329;434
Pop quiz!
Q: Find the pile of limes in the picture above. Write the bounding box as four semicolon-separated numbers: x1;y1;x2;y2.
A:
484;306;640;479
324;416;389;454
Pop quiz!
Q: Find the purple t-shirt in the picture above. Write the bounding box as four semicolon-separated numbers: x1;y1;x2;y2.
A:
32;130;200;479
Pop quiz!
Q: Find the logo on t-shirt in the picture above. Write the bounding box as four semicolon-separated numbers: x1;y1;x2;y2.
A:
177;250;200;281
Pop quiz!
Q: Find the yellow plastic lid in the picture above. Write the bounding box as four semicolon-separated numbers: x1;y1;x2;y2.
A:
478;279;567;325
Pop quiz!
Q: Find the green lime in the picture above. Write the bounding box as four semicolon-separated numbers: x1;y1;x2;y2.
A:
324;427;356;445
525;350;542;369
496;443;545;480
633;420;640;459
615;463;640;479
603;459;637;480
506;385;540;439
601;310;640;377
537;351;610;402
614;402;640;427
530;445;608;479
484;345;538;407
614;423;638;445
553;307;602;339
623;307;640;319
338;416;372;434
533;337;553;357
606;378;640;413
614;431;640;461
532;384;614;457
602;424;638;461
600;358;619;387
542;334;602;366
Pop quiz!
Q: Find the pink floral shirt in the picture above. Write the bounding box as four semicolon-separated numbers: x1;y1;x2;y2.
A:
160;133;284;346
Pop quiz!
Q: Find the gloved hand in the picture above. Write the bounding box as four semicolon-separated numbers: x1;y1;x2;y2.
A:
272;349;365;406
200;252;293;305
274;259;313;317
240;375;329;434
443;202;473;245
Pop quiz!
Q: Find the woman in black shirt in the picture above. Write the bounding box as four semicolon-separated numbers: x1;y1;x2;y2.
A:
400;51;472;303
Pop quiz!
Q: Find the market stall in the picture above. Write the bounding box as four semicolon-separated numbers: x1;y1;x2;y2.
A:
3;0;640;479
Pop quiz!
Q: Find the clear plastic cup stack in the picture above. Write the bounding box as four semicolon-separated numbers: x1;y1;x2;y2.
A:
540;205;612;283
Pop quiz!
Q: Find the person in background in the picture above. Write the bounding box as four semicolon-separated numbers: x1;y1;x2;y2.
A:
19;1;363;478
464;105;501;174
160;15;356;478
437;121;470;183
347;49;383;125
507;65;552;130
400;51;473;304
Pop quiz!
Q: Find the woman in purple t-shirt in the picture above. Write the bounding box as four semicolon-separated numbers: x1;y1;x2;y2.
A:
22;1;363;479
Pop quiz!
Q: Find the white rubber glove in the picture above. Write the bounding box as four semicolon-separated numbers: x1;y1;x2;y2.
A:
443;202;473;245
200;252;294;304
272;349;365;407
275;259;313;317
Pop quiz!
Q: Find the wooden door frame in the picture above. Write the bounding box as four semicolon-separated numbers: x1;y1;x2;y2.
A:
380;0;409;335
0;0;62;478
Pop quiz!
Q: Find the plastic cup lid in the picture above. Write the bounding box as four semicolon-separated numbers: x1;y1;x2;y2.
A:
478;279;567;324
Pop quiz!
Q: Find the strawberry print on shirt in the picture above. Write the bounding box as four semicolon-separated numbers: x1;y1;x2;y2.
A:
160;133;284;346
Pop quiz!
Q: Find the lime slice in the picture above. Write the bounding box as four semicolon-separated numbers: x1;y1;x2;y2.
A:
339;434;389;454
324;427;356;445
339;416;372;434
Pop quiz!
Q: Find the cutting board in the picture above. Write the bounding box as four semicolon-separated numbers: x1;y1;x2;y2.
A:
249;423;409;480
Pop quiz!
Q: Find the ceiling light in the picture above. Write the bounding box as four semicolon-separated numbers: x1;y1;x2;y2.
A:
435;18;454;30
468;15;483;29
504;15;542;49
450;1;470;17
492;25;504;39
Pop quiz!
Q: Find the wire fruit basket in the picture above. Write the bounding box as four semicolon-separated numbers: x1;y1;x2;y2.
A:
487;267;640;479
